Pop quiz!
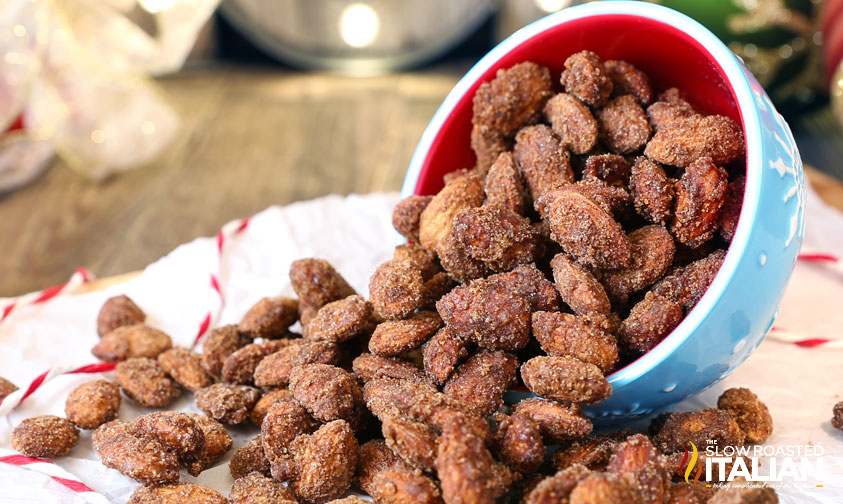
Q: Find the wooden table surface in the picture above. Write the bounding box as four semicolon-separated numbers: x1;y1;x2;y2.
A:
2;63;843;297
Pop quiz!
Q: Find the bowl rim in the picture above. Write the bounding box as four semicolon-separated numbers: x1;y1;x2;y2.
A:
401;0;764;390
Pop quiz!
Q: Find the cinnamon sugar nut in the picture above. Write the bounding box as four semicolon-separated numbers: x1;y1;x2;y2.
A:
472;61;553;141
128;483;227;504
485;151;526;215
537;189;632;270
584;154;631;186
157;347;212;392
436;278;531;351
133;412;206;474
194;383;260;425
436;230;491;284
604;60;653;105
250;388;294;426
647;87;698;132
551;435;619;472
382;415;439;471
306;295;373;342
288;420;359;503
222;339;292;384
512;398;593;443
94;425;180;485
261;399;319;467
200;324;251;379
550;253;611;316
453;205;541;272
422;327;470;385
230;435;272;479
239;296;299;339
352;353;432;386
524;464;592;504
435;414;509;504
495;412;545;474
356;439;408;493
65;379;121;429
521;355;612;405
369;258;425;320
230;472;299;504
833;402;843;431
184;413;232;472
369;468;444;504
394;243;441;281
418;174;485;252
97;294;145;337
393;195;434;244
553;179;633;218
667;482;715;504
569;472;638;504
11;415;79;458
671;156;729;249
596;94;651;154
92;324;173;363
289;363;366;428
600;225;676;302
0;376;17;401
560;50;614;107
444;349;518;417
629;156;675;225
253;340;339;388
652;249;726;311
369;310;442;357
531;311;619;374
653;408;745;454
543;93;599;155
514;124;575;204
471;127;511;177
116;357;181;408
719;175;745;242
619;292;684;354
606;434;670;504
644;114;744;167
717;388;773;444
289;258;357;309
420;272;458;309
488;263;560;312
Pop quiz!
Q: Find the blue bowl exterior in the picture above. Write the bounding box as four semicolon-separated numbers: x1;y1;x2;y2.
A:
403;1;805;423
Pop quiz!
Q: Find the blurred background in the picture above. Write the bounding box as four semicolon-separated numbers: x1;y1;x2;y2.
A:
1;0;842;296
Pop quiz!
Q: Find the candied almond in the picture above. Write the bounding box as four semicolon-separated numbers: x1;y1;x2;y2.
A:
195;383;260;425
393;195;434;244
290;258;356;309
12;415;79;458
604;60;653;105
369;258;425;320
115;357;180;408
560;50;613;107
717;388;773;444
597;94;650;154
644;114;744;167
521;355;612;405
128;483;227;504
544;93;599;155
444;349;518;417
652;249;726;311
92;324;172;363
629;156;675;225
97;295;145;337
720;175;745;242
65;379;121;430
253;340;338;388
671;156;728;249
485;151;526;215
452;205;541;272
250;388;294;426
550;253;610;316
200;324;251;379
531;311;619;374
537;189;632;269
653;408;745;454
369;311;442;357
619;292;683;353
239;296;299;339
306;294;373;342
418;174;485;252
600;225;676;302
513;398;593;443
423;327;470;385
472;61;553;141
514;124;574;203
157;347;212;392
222;339;292;384
489;263;560;312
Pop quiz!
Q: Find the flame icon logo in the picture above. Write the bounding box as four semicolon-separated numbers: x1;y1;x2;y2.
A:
679;442;699;485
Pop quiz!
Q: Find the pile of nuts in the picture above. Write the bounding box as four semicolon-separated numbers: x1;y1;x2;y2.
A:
4;50;832;503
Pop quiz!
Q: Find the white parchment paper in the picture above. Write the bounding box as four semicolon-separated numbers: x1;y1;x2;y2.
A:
0;190;841;504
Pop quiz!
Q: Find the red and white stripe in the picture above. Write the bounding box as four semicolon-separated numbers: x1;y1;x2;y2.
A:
0;363;116;417
0;268;92;327
0;449;111;504
191;215;251;348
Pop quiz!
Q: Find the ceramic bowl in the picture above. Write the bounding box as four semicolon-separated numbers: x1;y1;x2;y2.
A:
401;1;805;423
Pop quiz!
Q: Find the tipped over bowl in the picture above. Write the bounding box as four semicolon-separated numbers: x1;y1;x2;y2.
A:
401;1;805;422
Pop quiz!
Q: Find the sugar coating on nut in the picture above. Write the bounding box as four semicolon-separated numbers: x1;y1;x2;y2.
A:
97;295;145;337
65;379;121;429
12;415;79;458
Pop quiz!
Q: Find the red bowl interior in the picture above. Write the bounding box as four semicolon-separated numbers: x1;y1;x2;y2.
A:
412;13;744;196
